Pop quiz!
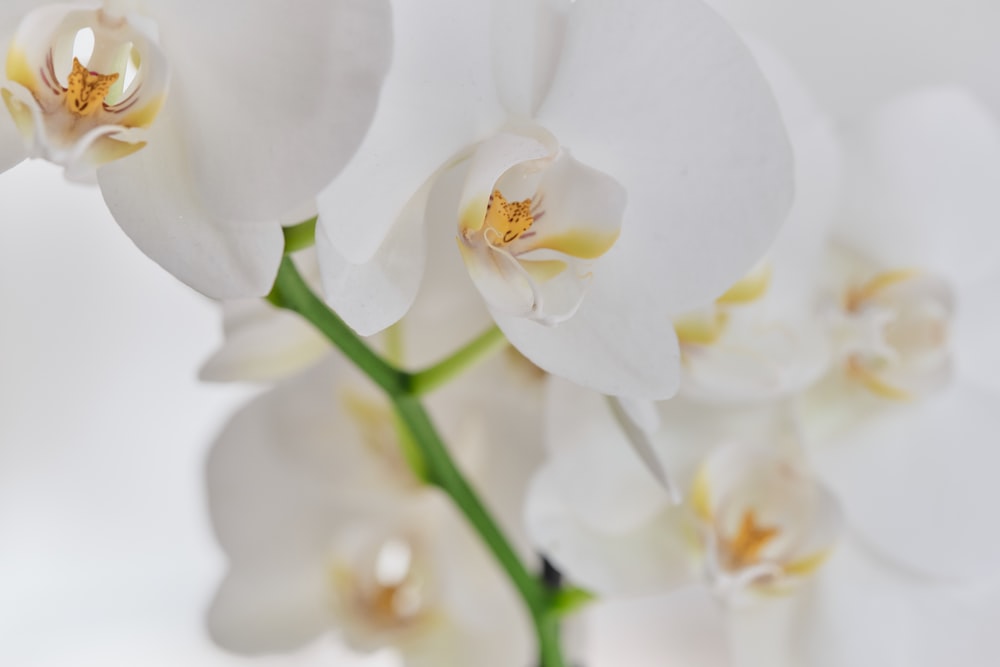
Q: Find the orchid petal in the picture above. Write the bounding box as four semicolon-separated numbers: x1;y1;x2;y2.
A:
808;378;1000;579
490;0;572;117
492;271;681;398
317;183;428;337
836;87;1000;288
526;463;699;596
147;0;392;222
208;560;332;654
198;298;329;383
583;589;729;667
536;0;793;314
97;102;284;298
319;0;506;265
953;270;1000;393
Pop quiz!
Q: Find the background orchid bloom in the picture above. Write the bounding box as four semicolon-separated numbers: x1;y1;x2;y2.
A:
800;87;1000;581
526;377;841;600
526;377;1000;667
0;0;391;298
315;0;793;399
207;353;544;665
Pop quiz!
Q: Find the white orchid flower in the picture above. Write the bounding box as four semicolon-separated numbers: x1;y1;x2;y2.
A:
207;348;545;664
527;377;841;601
315;0;793;399
799;87;1000;581
672;37;841;403
0;0;391;297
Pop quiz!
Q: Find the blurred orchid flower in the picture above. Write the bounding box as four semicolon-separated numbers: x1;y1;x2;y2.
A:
801;88;1000;581
0;0;391;297
207;352;545;665
316;0;793;399
526;377;841;601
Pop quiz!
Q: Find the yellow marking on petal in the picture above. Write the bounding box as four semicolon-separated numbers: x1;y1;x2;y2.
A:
5;46;36;90
845;268;921;312
119;94;165;128
723;510;780;571
674;310;729;346
87;135;146;166
845;355;913;401
521;258;567;283
689;469;713;521
65;57;119;117
484;189;534;246
783;549;831;578
716;264;773;305
1;89;35;138
527;228;620;260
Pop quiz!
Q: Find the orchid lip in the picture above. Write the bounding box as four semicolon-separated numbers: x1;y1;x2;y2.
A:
2;4;169;176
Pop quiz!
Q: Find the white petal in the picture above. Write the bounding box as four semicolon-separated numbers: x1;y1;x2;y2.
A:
536;0;793;314
317;183;428;337
582;589;729;667
207;560;332;654
836;87;1000;287
0;94;26;173
318;0;506;264
953;270;1000;393
149;0;392;222
526;463;699;596
493;272;682;398
808;377;1000;579
97;102;284;298
490;0;572;117
198;298;330;383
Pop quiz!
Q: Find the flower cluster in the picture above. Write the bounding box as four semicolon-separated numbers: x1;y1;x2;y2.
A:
5;0;999;665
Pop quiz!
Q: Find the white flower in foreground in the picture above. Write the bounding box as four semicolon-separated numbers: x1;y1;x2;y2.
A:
0;0;391;297
207;355;543;665
801;88;1000;581
316;0;793;399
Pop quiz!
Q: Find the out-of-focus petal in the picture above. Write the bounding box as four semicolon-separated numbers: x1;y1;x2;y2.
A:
582;589;730;667
537;0;793;314
97;103;284;298
319;0;505;265
836;88;1000;288
198;298;329;383
526;463;699;596
149;0;392;222
208;560;333;654
490;0;571;117
807;378;1000;579
953;270;1000;393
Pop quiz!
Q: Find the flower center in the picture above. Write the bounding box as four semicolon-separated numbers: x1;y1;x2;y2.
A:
64;56;119;116
839;268;953;400
2;5;169;176
720;510;780;571
331;537;431;631
483;189;535;246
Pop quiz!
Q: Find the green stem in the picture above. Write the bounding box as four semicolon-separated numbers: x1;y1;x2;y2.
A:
268;257;568;667
282;216;318;253
409;325;509;395
268;256;407;396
